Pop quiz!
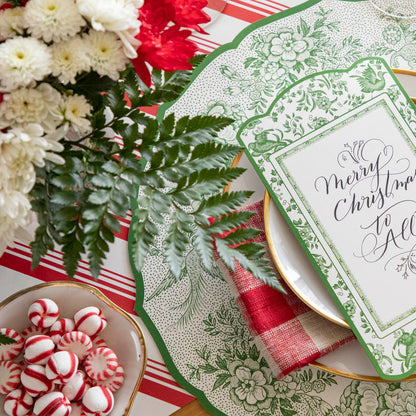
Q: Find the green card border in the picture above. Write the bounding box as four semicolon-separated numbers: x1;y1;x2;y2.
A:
235;56;416;381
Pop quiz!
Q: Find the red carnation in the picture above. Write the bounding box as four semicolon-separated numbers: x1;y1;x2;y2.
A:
166;0;210;34
133;0;201;86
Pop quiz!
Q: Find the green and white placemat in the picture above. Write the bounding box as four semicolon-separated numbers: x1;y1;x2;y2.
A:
131;0;416;414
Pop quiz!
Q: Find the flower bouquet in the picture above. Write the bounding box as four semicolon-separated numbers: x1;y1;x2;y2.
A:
0;0;282;292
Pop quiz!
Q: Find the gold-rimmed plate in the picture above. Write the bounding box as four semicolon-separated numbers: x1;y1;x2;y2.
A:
0;281;147;415
263;68;416;382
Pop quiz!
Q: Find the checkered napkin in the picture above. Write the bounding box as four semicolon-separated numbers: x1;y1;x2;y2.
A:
220;200;355;379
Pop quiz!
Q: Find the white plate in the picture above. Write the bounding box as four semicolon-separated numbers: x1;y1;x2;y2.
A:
0;282;147;415
265;191;416;381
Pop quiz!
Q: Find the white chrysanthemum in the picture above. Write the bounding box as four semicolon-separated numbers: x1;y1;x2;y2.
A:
84;30;129;80
77;0;142;32
0;189;32;256
51;36;91;84
60;94;92;133
0;84;63;132
0;7;25;41
23;0;86;43
0;37;52;91
77;0;142;58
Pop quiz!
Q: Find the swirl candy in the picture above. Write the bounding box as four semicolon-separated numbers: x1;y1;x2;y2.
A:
74;307;107;337
21;326;49;341
28;299;59;328
90;335;107;350
33;392;71;416
57;331;92;361
82;386;114;416
94;364;124;392
4;389;34;416
62;370;90;402
0;361;21;394
45;351;78;384
84;347;118;381
0;328;24;361
49;319;75;344
21;364;53;397
24;335;55;365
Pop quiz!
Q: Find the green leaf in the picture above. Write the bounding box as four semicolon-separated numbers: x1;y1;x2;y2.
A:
88;190;110;205
212;373;231;391
51;190;80;205
193;226;214;270
221;228;261;245
164;216;190;278
208;211;254;233
61;231;85;278
197;191;254;218
0;333;17;345
280;408;297;416
131;218;156;272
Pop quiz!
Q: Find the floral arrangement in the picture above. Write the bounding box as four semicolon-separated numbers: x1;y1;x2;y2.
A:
0;0;281;292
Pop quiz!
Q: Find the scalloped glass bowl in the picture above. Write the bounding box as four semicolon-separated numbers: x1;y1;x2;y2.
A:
0;281;147;416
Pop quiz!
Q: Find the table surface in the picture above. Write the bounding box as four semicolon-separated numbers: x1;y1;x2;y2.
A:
5;1;416;415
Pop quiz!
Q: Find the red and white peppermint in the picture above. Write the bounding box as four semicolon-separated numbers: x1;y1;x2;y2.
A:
0;328;24;361
94;364;124;392
49;319;75;344
90;335;107;350
45;351;79;384
0;361;21;394
4;389;34;416
21;364;53;397
24;335;55;365
33;392;71;416
74;307;107;337
84;347;118;381
57;331;92;361
82;386;114;416
61;370;90;401
21;326;49;341
28;299;59;328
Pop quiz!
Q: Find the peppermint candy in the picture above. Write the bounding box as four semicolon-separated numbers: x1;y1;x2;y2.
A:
49;318;75;344
84;347;118;381
0;328;24;361
28;299;59;328
24;335;55;365
21;364;53;397
0;361;21;394
4;389;33;416
57;331;92;361
74;307;107;337
33;392;71;416
94;364;124;392
45;351;79;384
82;386;114;416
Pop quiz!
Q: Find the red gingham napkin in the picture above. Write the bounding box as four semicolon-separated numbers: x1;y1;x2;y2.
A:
220;200;354;379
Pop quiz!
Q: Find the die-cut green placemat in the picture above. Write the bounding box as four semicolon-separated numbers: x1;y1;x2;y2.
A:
131;0;416;414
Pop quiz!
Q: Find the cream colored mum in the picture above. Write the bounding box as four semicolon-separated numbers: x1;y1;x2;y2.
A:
77;0;143;58
24;0;86;43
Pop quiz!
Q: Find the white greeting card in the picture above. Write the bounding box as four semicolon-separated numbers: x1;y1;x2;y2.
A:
237;57;416;379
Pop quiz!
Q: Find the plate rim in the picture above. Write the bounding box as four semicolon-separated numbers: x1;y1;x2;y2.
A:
263;190;349;328
264;190;416;382
0;281;147;416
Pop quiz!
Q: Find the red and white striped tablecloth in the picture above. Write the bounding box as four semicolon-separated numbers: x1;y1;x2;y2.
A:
0;0;301;413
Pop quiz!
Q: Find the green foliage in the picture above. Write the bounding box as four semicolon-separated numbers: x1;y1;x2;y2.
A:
0;333;17;346
30;63;283;293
